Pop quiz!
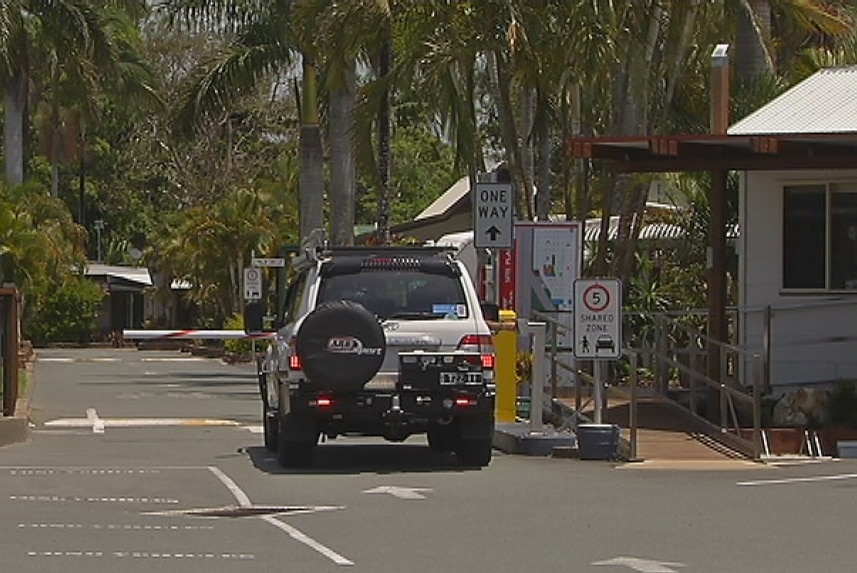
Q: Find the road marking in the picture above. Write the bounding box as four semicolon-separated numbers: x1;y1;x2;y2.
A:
10;495;179;505
7;468;161;476
737;473;857;486
86;408;105;433
27;551;254;560
19;523;214;531
140;357;206;362
207;466;354;566
246;425;263;434
593;556;687;572
260;515;353;566
208;466;252;507
44;418;241;429
363;485;433;500
38;357;74;363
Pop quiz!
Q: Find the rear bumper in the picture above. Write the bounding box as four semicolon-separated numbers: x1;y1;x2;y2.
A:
288;389;495;440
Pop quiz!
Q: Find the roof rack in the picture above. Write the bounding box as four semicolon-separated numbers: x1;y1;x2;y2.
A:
290;232;457;270
320;246;455;257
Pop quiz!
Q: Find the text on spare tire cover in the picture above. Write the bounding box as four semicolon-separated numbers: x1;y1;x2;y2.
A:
326;336;384;356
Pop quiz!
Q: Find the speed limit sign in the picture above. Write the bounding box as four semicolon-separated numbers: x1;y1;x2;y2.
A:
573;278;622;359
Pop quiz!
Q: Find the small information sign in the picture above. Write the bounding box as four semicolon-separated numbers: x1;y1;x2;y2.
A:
573;278;622;360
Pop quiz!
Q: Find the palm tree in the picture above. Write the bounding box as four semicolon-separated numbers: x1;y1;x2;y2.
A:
1;0;155;191
161;0;338;242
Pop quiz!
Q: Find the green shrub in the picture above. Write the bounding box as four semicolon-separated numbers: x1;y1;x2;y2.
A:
829;380;857;428
223;313;270;357
25;278;105;344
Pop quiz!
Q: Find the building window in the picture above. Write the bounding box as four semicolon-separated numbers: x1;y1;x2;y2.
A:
783;183;857;291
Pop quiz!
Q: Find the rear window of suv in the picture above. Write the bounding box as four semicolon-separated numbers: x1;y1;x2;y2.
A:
317;269;469;320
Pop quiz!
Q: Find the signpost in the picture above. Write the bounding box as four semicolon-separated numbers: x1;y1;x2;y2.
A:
243;267;262;301
473;182;513;249
573;278;622;360
252;257;286;268
573;278;622;424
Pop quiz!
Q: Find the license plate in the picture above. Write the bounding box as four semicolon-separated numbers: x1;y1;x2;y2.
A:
439;372;483;385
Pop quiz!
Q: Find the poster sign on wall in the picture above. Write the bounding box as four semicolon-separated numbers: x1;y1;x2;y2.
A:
514;222;582;387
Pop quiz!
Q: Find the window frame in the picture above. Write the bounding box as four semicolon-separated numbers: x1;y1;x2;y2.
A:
782;181;857;293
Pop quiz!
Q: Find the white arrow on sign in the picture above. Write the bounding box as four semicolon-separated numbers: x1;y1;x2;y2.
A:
592;556;687;573
363;486;433;500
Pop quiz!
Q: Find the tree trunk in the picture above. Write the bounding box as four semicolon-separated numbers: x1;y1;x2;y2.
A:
521;87;535;216
377;37;392;245
535;92;551;221
3;70;26;186
299;54;325;241
736;0;774;79
489;50;532;221
611;4;662;286
330;60;356;247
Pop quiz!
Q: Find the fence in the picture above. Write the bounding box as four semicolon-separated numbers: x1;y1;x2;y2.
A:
533;307;763;459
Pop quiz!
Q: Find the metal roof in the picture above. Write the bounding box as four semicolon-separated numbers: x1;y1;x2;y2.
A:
729;66;857;136
84;264;152;287
567;66;857;173
415;175;469;221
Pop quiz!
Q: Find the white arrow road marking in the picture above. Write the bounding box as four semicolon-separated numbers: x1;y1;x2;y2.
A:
86;409;105;433
593;556;687;573
207;467;353;566
363;486;433;500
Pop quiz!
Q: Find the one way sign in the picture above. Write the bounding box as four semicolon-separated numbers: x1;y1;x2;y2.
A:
473;181;513;248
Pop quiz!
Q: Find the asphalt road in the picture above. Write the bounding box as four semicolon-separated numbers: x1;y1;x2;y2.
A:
2;347;857;573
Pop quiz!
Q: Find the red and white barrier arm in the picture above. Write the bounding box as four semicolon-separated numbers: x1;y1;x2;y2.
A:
122;330;276;340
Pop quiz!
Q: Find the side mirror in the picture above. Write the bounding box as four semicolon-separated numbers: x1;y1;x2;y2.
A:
480;302;500;322
244;301;264;334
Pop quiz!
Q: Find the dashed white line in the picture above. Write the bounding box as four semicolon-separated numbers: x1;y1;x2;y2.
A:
19;523;214;531
27;551;254;560
10;495;179;505
8;468;161;476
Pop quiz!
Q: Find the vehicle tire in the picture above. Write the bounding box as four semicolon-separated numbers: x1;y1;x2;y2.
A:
427;424;458;452
457;438;493;467
263;408;279;452
296;300;386;392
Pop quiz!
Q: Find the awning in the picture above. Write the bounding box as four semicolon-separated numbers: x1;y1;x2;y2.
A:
84;264;152;289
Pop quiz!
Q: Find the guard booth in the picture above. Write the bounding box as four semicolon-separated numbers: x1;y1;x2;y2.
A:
0;287;20;416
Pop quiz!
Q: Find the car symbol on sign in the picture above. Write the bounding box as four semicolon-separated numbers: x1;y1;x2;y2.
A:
595;335;615;353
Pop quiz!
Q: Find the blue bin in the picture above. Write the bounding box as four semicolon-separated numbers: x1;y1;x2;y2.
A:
576;423;620;460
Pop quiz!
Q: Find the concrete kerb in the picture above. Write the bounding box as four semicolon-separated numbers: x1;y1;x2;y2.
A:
0;358;34;447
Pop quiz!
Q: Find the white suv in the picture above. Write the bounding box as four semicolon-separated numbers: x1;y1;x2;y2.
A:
258;244;496;468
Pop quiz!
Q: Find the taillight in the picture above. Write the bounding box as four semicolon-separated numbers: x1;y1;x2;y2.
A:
312;394;334;408
458;335;494;374
288;337;302;370
454;395;478;408
457;334;493;353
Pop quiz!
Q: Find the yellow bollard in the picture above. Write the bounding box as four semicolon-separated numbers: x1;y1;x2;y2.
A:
492;310;518;423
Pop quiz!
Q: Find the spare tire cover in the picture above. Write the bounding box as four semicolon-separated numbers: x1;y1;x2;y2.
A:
296;300;386;392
